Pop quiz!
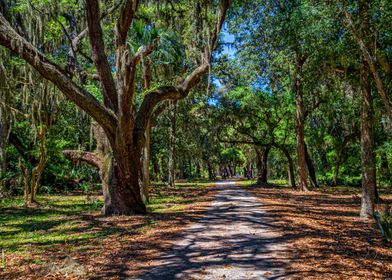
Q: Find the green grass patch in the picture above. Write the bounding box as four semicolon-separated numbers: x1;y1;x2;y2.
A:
0;180;215;255
146;194;184;213
0;195;104;253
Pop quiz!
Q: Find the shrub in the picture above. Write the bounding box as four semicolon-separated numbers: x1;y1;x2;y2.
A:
374;204;392;241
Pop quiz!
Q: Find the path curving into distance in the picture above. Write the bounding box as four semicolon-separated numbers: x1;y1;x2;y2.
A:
137;182;289;280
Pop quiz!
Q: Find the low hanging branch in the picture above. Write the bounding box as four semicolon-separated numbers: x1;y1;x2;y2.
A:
63;150;101;169
0;14;117;136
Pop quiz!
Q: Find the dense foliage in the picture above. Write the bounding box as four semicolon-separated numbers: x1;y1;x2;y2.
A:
0;0;392;220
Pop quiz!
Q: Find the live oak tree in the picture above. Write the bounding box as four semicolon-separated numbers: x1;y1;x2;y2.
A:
340;0;392;218
225;0;339;191
216;84;296;187
0;0;231;215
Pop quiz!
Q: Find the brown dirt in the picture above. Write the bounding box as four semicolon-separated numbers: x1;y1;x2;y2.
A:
247;185;392;280
4;182;392;280
0;184;216;280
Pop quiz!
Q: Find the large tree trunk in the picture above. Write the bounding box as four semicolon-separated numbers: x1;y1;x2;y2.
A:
99;128;147;215
359;0;376;219
101;156;146;215
305;144;318;188
294;57;309;191
65;124;147;215
256;146;270;184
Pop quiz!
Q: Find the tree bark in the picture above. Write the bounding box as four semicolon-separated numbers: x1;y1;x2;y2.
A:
359;0;376;219
168;101;177;187
141;120;151;203
30;121;46;203
294;57;309;191
64;124;146;214
141;58;152;203
305;144;318;188
0;108;9;194
256;146;270;184
206;160;216;180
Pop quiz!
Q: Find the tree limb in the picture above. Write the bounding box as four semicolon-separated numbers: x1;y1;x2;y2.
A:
216;128;255;145
0;13;117;135
63;150;101;169
85;0;118;112
134;0;231;149
133;37;160;66
72;1;122;52
115;0;139;48
9;132;37;166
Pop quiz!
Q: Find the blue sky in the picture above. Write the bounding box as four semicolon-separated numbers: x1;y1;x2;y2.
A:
221;31;236;59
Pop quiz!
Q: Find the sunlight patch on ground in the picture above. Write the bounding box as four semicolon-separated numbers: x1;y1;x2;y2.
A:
214;181;236;185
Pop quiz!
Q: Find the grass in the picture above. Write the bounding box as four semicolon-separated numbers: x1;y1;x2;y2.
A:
235;179;289;186
0;181;214;257
0;195;104;253
1;181;216;278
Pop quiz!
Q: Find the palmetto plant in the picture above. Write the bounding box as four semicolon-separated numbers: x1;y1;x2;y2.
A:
374;204;392;241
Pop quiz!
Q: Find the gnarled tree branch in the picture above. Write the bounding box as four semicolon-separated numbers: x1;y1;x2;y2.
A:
63;150;101;169
0;13;117;135
134;0;231;149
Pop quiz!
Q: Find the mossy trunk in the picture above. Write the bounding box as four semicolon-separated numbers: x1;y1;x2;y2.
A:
168;101;177;187
65;124;147;215
100;155;146;215
97;125;146;215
